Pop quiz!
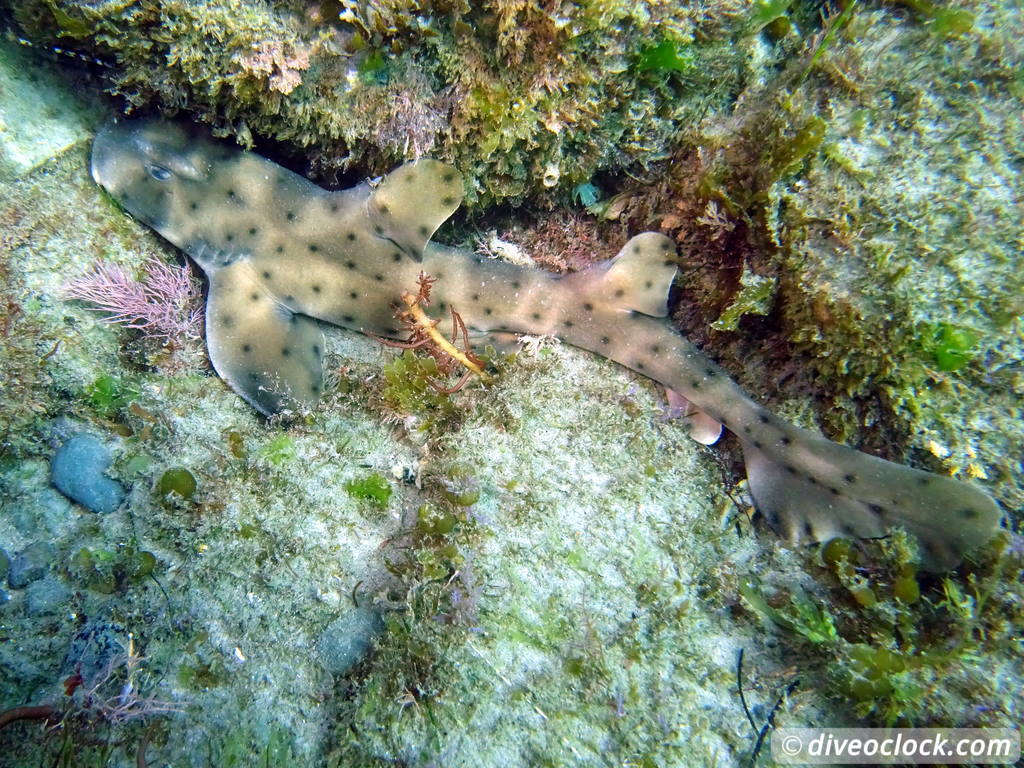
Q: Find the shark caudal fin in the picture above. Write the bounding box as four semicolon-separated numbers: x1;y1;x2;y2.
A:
367;160;464;262
205;261;324;415
742;422;1002;571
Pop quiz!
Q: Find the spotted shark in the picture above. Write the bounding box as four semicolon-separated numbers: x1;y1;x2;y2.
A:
89;119;1001;571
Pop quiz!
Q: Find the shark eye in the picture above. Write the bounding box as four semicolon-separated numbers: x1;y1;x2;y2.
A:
147;164;172;181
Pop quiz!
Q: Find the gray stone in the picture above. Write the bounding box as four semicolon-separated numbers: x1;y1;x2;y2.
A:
8;541;54;589
317;607;385;675
51;435;125;514
25;577;71;616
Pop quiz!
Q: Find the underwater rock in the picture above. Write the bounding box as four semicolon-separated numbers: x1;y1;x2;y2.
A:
25;577;71;616
50;434;125;514
317;607;385;676
7;541;54;589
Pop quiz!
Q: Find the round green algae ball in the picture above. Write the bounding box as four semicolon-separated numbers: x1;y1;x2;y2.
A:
157;468;197;499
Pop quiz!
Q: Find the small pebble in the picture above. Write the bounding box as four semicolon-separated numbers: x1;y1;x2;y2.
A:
25;577;71;616
51;434;125;514
317;607;385;675
8;541;54;589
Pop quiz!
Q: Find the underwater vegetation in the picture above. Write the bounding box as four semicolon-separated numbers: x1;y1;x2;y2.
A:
11;0;751;207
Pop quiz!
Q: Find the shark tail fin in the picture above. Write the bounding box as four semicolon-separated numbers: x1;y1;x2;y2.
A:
742;422;1002;572
205;262;324;415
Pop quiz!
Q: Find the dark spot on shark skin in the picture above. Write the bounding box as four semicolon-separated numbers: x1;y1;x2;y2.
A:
189;201;198;211
347;232;356;241
249;227;258;235
374;224;384;234
511;281;521;289
308;244;319;253
632;244;641;254
342;315;355;323
263;271;272;279
759;413;770;424
442;172;455;183
345;261;357;270
484;308;493;316
807;476;818;485
583;303;593;312
442;196;455;205
690;380;700;389
866;502;886;517
803;521;814;537
780;436;792;446
330;203;339;213
286;211;296;221
281;347;291;357
471;294;479;301
600;336;610;345
312;285;321;293
636;362;645;370
829;487;840;496
419;225;430;237
311;384;320;394
651;345;661;354
532;312;541;320
660;241;672;251
844;474;857;484
753;440;763;449
285;294;294;302
841;523;855;536
564;320;574;328
614;289;624;298
960;508;979;519
276;245;284;253
645;280;653;289
918;477;930;486
379;204;390;215
242;344;251;353
392;252;402;262
743;425;752;434
250;292;259;301
312;345;320;356
374;274;384;282
221;315;234;328
785;465;797;475
349;291;359;300
225;233;235;243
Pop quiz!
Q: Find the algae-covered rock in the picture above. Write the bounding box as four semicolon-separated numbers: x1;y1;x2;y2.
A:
10;0;750;208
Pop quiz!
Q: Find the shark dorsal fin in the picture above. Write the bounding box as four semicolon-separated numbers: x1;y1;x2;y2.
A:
367;160;464;262
599;233;678;317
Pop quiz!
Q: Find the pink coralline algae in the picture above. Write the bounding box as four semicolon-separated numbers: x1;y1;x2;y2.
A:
64;258;203;344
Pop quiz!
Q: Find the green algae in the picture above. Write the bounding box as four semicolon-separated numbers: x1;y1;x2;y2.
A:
344;472;392;507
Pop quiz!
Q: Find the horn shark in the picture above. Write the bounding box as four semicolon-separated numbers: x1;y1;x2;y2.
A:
89;119;1001;571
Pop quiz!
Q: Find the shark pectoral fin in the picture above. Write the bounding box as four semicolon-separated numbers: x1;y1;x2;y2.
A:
600;233;678;317
205;263;325;415
368;160;465;262
743;426;1002;572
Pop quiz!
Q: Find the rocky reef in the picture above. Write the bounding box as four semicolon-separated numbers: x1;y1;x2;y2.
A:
1;0;1022;765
